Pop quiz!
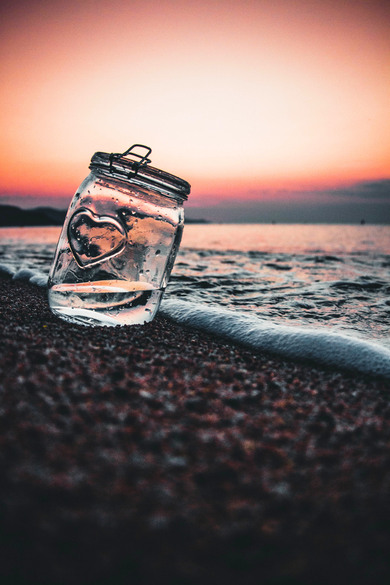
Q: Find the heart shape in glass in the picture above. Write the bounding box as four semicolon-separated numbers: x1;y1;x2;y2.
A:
68;208;127;267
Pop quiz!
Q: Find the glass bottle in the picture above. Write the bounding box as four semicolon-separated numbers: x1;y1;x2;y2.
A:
48;144;190;326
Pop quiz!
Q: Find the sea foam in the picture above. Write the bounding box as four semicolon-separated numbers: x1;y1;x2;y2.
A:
160;299;390;379
2;263;390;379
12;268;49;288
0;264;49;287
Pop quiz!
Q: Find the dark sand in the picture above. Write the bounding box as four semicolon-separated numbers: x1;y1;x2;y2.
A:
0;275;389;585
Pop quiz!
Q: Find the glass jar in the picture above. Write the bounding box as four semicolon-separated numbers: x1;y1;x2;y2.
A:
48;144;190;326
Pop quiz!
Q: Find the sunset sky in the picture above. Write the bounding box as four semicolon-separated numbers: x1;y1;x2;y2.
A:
0;0;389;222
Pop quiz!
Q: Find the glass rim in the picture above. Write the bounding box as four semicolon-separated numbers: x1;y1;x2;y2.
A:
89;151;190;202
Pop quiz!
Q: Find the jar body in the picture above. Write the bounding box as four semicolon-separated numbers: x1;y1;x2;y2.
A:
48;171;184;326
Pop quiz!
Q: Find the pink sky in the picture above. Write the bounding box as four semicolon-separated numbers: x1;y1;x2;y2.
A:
0;0;389;220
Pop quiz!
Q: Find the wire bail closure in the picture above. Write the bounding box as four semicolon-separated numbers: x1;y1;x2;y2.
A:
109;144;152;178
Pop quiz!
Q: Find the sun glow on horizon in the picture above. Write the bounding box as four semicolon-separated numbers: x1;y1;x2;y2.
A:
0;0;389;204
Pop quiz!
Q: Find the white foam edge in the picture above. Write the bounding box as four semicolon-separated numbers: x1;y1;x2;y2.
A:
0;265;49;287
2;264;389;379
160;299;390;379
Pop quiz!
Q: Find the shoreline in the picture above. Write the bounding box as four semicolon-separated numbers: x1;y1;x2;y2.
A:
0;275;389;584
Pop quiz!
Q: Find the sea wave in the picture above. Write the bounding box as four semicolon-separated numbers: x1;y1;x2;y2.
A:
0;264;49;287
2;263;389;379
11;267;49;287
160;300;390;379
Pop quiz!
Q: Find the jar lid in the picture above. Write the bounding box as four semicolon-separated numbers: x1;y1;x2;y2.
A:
89;144;190;201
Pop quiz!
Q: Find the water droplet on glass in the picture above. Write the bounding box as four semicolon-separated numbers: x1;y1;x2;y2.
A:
155;249;161;255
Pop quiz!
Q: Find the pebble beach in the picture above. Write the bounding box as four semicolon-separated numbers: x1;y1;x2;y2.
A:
1;274;390;585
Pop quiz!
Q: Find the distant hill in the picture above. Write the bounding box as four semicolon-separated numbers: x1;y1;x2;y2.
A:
0;205;208;227
0;205;66;227
185;218;210;224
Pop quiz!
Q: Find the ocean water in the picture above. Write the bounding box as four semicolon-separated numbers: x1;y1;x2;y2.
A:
1;223;390;378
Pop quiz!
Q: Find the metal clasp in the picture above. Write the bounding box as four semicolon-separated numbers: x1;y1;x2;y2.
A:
109;144;152;177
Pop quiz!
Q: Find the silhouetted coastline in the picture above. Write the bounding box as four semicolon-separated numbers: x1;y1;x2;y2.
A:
0;205;209;227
